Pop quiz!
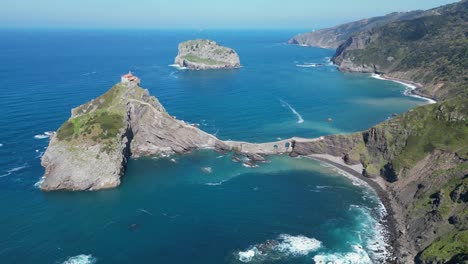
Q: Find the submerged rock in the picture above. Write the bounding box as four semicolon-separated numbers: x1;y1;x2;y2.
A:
174;39;241;70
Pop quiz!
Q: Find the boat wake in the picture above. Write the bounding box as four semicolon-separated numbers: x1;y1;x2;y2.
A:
0;165;28;178
280;99;304;124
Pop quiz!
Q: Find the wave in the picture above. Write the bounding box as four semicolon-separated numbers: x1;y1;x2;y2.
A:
0;165;27;178
279;99;304;124
82;71;97;76
62;254;97;264
349;203;391;263
296;62;326;68
370;74;436;104
34;131;53;139
313;244;372;264
201;167;212;173
237;234;322;262
139;209;154;216
168;64;187;70
34;177;45;188
205;179;228;186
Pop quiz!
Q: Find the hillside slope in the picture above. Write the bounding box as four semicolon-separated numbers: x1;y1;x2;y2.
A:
288;11;427;49
332;0;468;101
291;98;468;263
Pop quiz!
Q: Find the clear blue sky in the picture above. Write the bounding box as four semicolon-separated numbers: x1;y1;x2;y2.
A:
1;0;458;29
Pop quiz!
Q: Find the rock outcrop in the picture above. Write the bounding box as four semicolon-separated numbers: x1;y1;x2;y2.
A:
174;39;241;70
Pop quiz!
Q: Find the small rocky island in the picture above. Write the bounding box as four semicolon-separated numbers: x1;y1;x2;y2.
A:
174;39;241;70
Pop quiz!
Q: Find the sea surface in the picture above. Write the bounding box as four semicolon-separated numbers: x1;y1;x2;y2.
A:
0;29;428;263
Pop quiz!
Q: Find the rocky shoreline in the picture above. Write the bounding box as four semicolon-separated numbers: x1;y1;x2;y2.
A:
305;154;404;263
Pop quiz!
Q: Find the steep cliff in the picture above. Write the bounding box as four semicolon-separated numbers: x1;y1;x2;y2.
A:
332;0;468;101
174;39;241;70
288;11;427;49
40;81;228;191
290;98;468;263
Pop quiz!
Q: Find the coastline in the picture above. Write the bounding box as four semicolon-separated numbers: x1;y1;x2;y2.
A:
370;73;437;104
304;154;400;263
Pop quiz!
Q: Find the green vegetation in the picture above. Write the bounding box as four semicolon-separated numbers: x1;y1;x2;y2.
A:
183;53;224;65
419;230;468;263
389;98;468;171
55;83;132;152
335;1;468;100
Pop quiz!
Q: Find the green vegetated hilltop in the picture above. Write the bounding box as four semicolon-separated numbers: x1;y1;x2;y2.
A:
332;0;468;101
292;1;467;263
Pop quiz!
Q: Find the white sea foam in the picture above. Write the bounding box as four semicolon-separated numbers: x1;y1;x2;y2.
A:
242;163;258;168
168;64;187;70
216;155;225;159
296;64;319;68
238;247;261;263
201;167;212;173
0;165;27;178
34;177;45;188
62;254;97;264
34;131;54;139
279;99;304;124
82;71;97;76
205;179;227;186
313;245;372;264
370;74;436;104
275;234;322;255
139;209;154;216
236;234;321;262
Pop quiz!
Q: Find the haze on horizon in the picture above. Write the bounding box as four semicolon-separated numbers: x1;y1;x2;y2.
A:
1;0;459;29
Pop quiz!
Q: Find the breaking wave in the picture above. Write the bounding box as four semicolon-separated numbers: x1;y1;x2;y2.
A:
313;244;372;264
370;74;436;104
168;64;187;70
279;99;304;124
62;254;97;264
34;131;53;139
236;234;321;262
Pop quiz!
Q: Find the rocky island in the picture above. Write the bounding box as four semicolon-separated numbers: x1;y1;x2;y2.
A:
174;39;241;70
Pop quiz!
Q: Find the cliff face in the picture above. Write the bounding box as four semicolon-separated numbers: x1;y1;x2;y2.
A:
40;82;228;191
290;98;468;263
174;39;241;70
332;1;468;101
288;11;427;49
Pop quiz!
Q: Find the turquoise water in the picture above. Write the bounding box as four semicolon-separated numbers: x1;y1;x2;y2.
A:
0;29;427;263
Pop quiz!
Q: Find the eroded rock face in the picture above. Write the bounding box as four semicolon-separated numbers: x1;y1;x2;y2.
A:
40;82;229;191
174;39;241;70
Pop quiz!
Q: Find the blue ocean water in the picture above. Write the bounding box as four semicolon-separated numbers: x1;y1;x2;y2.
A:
0;29;427;263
